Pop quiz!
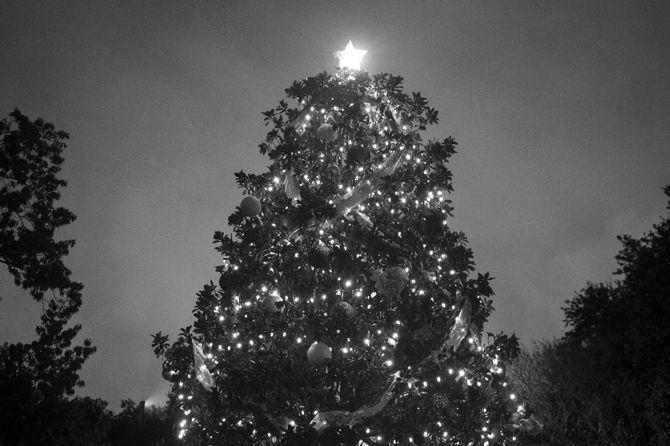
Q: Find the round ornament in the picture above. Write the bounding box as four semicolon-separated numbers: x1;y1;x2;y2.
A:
493;363;507;381
331;301;356;324
219;270;245;291
262;294;283;313
316;124;338;143
307;341;332;365
162;361;177;381
240;196;262;217
373;266;409;299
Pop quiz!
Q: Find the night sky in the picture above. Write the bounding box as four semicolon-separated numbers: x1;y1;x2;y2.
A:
1;1;669;409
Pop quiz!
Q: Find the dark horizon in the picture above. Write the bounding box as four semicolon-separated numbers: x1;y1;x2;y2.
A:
1;1;669;409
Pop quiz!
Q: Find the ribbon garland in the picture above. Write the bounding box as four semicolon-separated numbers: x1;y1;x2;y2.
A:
334;145;410;217
192;340;214;391
442;298;472;352
190;298;474;433
282;169;301;204
309;372;401;432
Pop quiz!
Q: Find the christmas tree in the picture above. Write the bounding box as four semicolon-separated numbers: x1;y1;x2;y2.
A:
154;42;527;446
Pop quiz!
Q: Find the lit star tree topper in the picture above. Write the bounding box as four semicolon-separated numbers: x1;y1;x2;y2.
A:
335;40;367;70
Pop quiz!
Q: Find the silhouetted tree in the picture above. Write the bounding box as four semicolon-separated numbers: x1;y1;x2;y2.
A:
0;109;98;444
510;185;670;445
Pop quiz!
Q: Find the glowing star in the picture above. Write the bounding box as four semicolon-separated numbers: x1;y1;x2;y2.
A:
335;40;367;70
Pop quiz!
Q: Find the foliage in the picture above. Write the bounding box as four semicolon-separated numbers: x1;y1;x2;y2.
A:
509;341;649;446
109;399;184;446
155;69;522;445
49;397;113;446
1;108;77;301
509;185;670;446
0;395;112;445
0;109;96;444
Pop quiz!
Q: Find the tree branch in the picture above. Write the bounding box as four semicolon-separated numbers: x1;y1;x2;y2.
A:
238;399;288;436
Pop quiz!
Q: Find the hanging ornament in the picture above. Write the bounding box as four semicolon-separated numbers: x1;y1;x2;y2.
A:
307;341;332;365
161;361;177;381
262;293;283;313
372;266;409;299
492;363;507;381
283;170;301;203
218;273;229;290
307;244;331;268
192;340;214;391
331;301;356;325
239;196;262;217
443;299;472;352
316;123;338;143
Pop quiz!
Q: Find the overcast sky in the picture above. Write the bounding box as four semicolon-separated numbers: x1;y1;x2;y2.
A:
1;1;668;409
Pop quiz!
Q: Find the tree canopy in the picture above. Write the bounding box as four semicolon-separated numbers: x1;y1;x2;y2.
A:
511;185;670;445
0;109;96;444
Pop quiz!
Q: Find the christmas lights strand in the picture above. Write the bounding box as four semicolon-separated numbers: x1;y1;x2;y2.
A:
191;353;403;437
288;93;378;131
191;284;496;441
